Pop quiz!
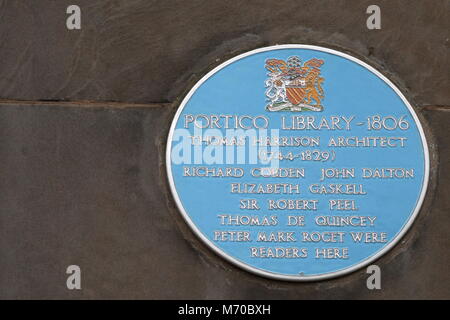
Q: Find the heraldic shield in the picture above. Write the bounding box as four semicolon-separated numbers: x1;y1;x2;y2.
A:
265;56;325;112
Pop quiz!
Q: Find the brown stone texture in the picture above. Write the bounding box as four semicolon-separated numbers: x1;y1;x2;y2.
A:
0;0;448;299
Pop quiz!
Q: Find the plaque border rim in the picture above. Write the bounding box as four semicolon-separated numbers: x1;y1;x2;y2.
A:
165;44;430;281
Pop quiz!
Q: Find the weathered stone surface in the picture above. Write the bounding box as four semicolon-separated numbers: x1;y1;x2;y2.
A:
0;0;448;105
0;102;448;299
0;1;448;299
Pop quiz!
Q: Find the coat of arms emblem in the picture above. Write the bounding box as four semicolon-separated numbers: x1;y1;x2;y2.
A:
265;56;325;112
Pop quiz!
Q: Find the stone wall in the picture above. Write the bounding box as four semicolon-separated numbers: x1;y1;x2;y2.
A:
0;0;448;299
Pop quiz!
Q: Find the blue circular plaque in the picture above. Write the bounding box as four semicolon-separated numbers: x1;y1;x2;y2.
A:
167;45;429;281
